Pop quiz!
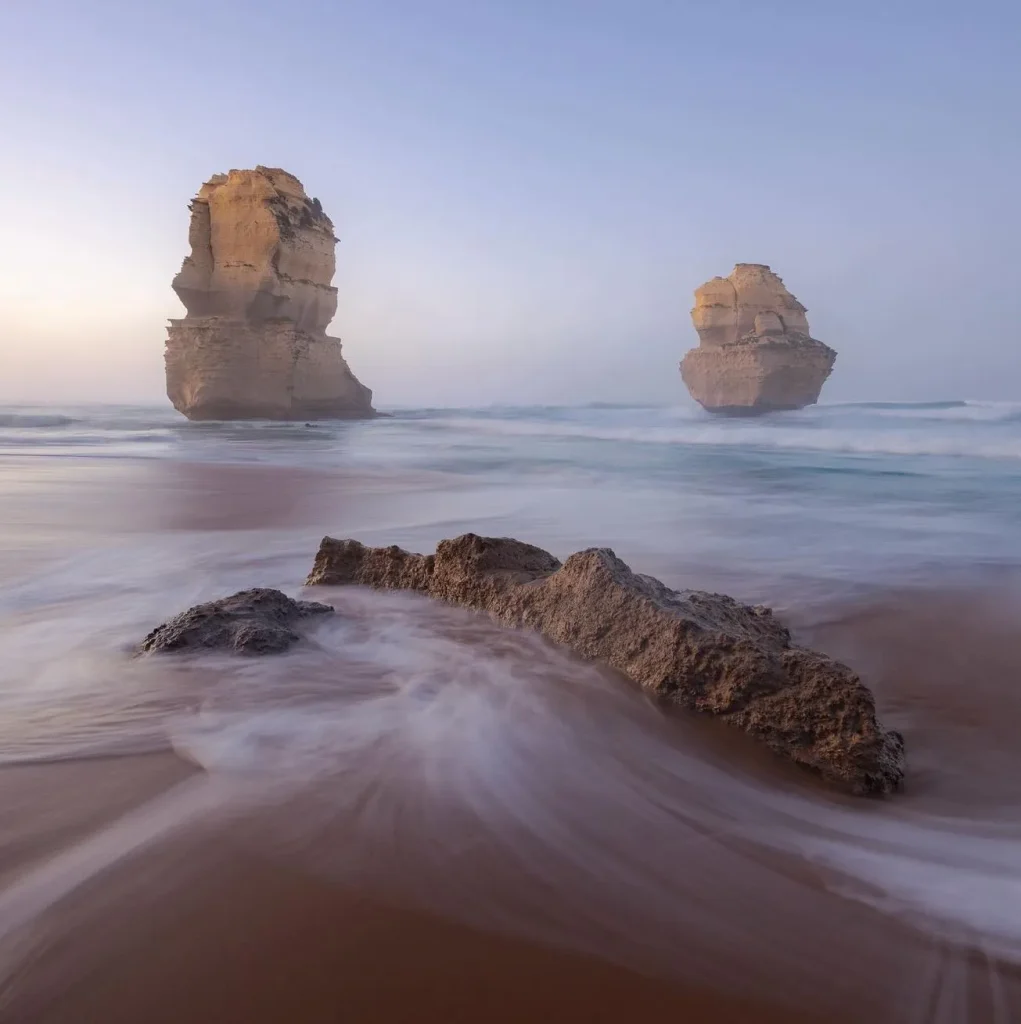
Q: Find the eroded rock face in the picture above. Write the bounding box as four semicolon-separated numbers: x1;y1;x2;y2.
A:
139;588;334;655
166;166;374;421
680;264;836;415
306;533;905;794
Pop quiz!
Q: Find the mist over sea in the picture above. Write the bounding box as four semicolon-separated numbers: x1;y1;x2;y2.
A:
1;399;1021;1022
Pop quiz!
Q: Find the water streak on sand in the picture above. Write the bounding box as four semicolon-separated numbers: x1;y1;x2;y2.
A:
1;402;1020;1020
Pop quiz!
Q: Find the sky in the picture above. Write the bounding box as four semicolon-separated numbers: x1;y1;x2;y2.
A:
1;0;1019;408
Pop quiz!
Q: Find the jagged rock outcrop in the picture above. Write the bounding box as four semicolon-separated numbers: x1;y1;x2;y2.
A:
680;264;836;415
306;533;905;795
166;166;375;420
139;588;334;655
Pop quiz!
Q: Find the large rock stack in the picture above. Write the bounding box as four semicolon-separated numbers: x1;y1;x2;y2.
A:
165;166;374;420
680;264;836;415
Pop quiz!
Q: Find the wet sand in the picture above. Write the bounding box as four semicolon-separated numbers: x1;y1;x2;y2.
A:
0;757;820;1024
2;454;1021;1022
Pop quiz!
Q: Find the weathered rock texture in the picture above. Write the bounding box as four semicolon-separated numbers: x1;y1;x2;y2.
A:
680;264;836;415
139;588;334;655
306;534;905;795
166;166;374;420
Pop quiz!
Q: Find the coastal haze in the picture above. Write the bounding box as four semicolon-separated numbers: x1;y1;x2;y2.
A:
2;0;1020;407
3;3;1021;1024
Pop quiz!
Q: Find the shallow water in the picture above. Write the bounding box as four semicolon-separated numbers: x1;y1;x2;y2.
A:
1;400;1020;1021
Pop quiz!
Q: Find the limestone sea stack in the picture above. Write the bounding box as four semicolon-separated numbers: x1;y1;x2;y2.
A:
306;533;905;795
166;166;375;420
680;264;836;415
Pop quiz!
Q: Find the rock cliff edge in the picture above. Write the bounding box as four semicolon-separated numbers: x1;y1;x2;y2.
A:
680;264;836;415
166;166;374;420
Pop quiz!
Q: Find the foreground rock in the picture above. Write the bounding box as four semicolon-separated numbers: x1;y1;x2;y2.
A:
680;264;836;415
307;534;904;794
166;166;374;420
140;588;334;655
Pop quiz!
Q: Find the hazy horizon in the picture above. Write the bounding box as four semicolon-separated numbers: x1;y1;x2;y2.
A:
2;0;1019;409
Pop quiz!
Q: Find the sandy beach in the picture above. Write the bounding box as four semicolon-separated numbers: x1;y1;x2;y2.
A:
0;755;829;1024
1;409;1020;1021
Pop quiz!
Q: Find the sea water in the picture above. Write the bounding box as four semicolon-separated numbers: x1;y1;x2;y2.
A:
2;398;1019;584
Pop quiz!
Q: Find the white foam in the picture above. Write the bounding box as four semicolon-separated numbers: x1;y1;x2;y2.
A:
419;411;1021;460
808;839;1021;958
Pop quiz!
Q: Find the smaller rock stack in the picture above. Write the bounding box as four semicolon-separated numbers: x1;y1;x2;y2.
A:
166;166;374;420
680;264;836;415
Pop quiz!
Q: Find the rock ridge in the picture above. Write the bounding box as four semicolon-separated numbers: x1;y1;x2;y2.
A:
306;533;905;795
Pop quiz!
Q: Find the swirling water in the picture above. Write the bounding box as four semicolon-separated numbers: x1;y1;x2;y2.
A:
1;399;1020;1021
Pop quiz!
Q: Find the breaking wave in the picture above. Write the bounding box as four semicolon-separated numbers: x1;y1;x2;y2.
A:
0;413;76;428
414;413;1021;460
2;399;1020;465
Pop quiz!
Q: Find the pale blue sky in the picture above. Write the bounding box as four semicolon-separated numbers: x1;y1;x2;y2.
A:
1;0;1018;406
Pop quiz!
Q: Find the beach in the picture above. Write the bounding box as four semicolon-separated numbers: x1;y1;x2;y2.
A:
2;755;836;1024
1;401;1020;1021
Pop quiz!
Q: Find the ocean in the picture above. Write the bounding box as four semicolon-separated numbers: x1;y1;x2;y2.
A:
1;399;1020;1022
3;398;1020;584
